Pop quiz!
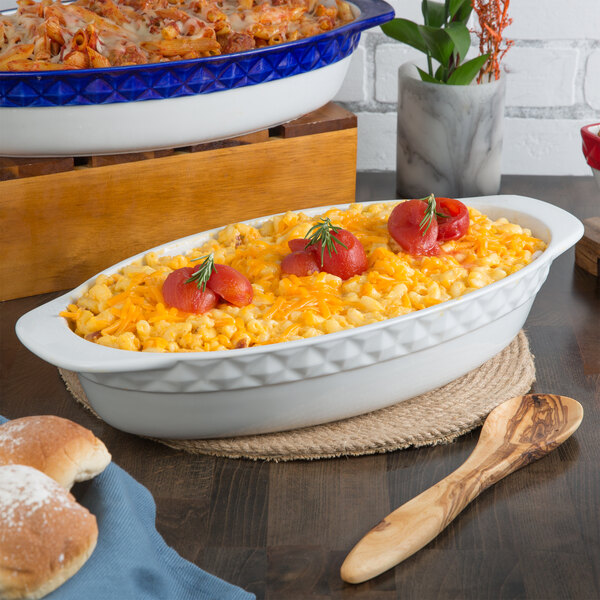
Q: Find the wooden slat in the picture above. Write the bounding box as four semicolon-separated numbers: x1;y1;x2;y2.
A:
88;149;174;168
0;127;357;300
189;129;269;153
274;103;357;138
0;156;74;181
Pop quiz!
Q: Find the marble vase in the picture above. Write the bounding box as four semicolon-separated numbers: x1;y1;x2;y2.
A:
396;62;506;199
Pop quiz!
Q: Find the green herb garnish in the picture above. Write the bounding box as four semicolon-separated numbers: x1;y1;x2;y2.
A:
186;253;216;291
304;217;348;267
419;194;449;236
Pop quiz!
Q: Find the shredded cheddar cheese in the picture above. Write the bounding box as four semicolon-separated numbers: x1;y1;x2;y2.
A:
61;202;547;352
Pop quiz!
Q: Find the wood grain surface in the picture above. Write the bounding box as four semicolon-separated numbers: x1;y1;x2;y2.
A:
1;175;599;600
0;127;356;301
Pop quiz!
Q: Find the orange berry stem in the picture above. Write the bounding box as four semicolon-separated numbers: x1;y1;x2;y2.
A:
471;0;513;83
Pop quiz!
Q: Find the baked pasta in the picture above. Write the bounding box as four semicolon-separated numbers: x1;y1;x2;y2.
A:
0;0;355;70
60;201;547;353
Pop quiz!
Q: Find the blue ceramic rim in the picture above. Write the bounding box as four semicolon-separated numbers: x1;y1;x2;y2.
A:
0;0;394;107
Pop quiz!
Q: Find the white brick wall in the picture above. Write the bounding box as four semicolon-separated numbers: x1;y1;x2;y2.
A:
333;0;600;175
1;0;597;175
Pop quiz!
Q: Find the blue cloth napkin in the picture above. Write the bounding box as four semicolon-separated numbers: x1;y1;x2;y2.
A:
0;416;255;600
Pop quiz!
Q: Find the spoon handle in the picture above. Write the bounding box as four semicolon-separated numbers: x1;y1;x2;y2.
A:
339;456;516;585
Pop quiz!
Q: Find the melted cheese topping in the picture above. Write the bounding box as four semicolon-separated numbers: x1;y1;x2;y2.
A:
60;202;547;353
0;0;355;69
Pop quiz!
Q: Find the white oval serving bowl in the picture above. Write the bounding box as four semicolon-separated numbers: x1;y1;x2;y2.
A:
16;195;583;439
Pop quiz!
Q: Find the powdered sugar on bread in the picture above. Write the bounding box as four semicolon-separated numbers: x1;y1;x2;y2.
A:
0;420;28;449
0;464;73;527
0;465;98;600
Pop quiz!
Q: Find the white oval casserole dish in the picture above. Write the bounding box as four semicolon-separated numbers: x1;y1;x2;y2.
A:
16;195;583;438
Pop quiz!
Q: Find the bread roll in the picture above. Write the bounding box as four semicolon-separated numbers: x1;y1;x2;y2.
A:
0;464;98;600
0;416;111;490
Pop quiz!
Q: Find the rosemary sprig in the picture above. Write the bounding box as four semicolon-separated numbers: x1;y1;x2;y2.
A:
186;253;216;291
304;217;348;267
419;194;449;236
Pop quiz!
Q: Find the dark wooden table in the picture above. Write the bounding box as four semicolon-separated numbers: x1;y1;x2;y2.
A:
1;175;599;599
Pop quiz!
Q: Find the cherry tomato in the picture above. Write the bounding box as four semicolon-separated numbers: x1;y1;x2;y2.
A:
206;264;253;307
162;267;218;313
311;229;368;280
281;250;320;277
387;199;439;256
288;238;311;253
435;197;470;241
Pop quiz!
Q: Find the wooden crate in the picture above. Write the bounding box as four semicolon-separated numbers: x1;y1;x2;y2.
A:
0;103;357;301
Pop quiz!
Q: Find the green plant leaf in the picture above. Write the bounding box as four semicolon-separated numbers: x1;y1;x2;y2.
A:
419;25;454;68
416;67;442;84
380;19;429;54
447;0;462;14
421;1;446;28
452;0;472;23
446;54;490;85
434;64;448;82
445;21;471;62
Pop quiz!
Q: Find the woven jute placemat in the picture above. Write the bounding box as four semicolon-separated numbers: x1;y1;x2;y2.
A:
60;330;534;461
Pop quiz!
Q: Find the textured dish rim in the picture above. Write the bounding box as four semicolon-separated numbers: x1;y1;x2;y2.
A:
15;195;583;373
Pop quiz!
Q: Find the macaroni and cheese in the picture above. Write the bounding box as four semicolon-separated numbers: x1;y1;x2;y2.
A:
61;202;547;353
0;0;355;70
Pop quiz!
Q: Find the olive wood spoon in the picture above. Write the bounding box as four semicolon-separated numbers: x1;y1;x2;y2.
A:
340;393;583;584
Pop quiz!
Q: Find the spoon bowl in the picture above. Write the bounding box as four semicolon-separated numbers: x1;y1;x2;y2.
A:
481;393;582;448
340;394;584;585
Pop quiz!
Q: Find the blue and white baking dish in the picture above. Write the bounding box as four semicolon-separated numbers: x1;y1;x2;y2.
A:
0;0;393;156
